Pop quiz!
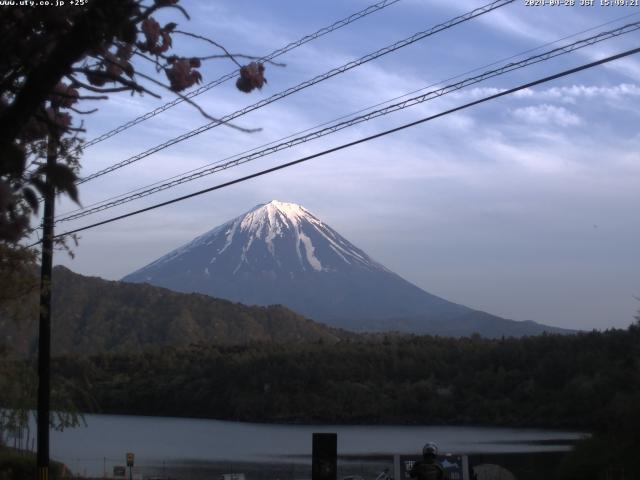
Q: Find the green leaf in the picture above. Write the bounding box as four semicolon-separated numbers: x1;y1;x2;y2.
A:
41;162;77;185
22;187;39;214
0;142;26;178
30;177;47;196
61;181;80;205
31;163;80;205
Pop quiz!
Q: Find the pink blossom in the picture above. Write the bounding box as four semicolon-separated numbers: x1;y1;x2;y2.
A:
50;82;79;108
166;58;202;91
236;62;266;93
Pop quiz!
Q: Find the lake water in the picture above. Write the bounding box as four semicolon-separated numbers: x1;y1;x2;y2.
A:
45;414;585;478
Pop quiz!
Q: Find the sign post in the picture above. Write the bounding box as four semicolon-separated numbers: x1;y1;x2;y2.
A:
312;433;337;480
126;452;135;480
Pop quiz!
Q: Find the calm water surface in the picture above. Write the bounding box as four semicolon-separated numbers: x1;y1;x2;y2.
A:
49;414;585;477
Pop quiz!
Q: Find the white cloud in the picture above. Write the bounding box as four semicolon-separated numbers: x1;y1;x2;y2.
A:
474;136;576;174
510;104;582;127
514;83;640;103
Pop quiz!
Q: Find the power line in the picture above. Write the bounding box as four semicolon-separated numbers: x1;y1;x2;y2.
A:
77;0;515;185
35;45;640;245
83;0;402;149
56;11;640;220
54;21;640;224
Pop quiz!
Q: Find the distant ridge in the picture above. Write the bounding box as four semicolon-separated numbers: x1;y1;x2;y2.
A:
0;266;347;356
123;201;568;337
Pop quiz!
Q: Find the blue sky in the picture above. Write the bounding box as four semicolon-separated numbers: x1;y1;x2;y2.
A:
51;0;640;330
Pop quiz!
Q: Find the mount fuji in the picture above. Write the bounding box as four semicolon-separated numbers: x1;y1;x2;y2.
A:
122;201;564;337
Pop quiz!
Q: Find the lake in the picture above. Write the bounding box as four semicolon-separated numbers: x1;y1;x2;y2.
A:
44;414;584;478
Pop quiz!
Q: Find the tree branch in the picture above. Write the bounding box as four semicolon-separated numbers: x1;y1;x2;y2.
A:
134;50;168;72
163;4;190;20
173;30;242;68
132;69;261;133
66;76;135;94
134;2;189;22
197;54;285;67
73;68;162;98
69;106;99;115
0;0;136;145
77;95;110;101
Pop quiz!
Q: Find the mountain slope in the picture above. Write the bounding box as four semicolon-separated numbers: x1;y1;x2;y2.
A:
123;201;566;337
0;266;347;356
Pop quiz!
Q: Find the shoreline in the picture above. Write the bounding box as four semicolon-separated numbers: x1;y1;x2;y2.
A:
65;452;570;480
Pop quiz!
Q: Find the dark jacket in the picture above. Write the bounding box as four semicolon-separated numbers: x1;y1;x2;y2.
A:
409;459;447;480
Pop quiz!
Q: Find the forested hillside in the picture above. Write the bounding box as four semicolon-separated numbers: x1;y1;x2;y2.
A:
51;324;640;430
0;266;348;356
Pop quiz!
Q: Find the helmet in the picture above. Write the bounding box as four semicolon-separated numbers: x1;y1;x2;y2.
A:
422;442;438;457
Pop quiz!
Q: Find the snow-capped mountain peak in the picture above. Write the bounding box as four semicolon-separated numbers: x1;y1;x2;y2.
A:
122;201;556;337
123;200;476;328
241;200;311;231
228;200;378;273
128;200;384;280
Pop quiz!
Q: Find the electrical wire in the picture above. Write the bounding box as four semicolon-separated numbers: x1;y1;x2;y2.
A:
83;0;403;149
56;10;640;219
77;0;516;185
54;21;640;224
32;45;640;246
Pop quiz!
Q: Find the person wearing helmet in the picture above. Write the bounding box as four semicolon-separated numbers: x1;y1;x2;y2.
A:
409;442;447;480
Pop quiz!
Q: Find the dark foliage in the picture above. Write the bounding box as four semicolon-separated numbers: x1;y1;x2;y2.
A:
40;324;640;430
0;266;348;356
0;447;66;480
0;0;265;243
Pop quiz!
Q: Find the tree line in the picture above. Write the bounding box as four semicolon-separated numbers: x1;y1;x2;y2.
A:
41;324;640;431
2;322;639;479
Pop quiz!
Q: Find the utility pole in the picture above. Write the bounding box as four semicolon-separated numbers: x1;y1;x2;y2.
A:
37;129;57;480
